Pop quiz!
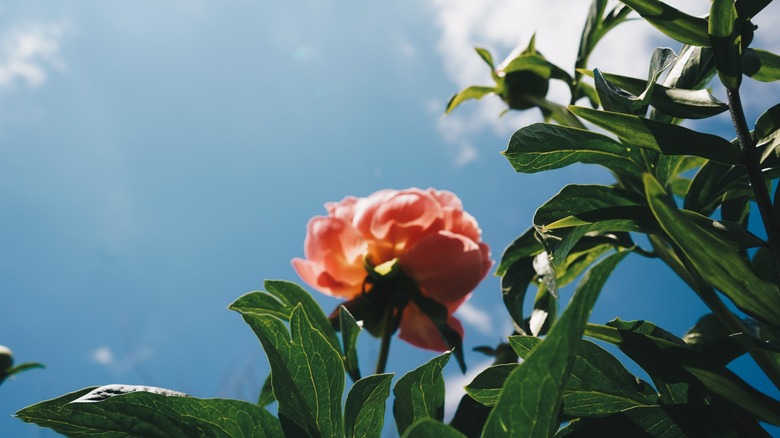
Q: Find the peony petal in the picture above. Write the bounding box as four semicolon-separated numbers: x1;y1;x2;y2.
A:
325;196;359;222
305;217;366;266
291;258;363;299
398;302;464;351
369;189;444;252
398;231;491;304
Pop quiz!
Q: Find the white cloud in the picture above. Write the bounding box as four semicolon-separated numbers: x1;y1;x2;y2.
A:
0;22;69;90
91;346;114;366
455;301;493;335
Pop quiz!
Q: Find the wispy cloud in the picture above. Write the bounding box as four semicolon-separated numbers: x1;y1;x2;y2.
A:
0;21;69;90
90;344;154;376
455;301;493;335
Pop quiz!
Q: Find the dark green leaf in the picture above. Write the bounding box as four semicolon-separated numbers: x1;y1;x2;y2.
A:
503;123;643;175
581;69;726;119
393;352;450;435
594;69;638;114
662;44;716;90
569;106;743;164
445;86;496;115
242;305;344;437
401;419;467;438
534;184;649;231
617;0;710;46
556;405;754;437
464;363;517;406
16;386;283;438
645;173;780;326
483;251;628;437
1;362;44;383
496;228;543;276
587;319;780;425
756;103;780;165
709;0;741;88
501;256;537;334
257;374;275;406
563;340;659;417
684;160;746;215
340;306;362;382
344;374;393;438
230;280;342;357
743;48;780;82
449;392;493;438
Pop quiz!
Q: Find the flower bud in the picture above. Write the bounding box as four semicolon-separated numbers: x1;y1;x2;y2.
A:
0;345;13;371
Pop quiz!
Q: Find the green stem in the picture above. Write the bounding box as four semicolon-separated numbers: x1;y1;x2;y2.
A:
727;87;780;272
374;305;395;375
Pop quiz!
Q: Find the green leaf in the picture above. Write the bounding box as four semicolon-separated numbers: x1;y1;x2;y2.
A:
445;86;496;115
661;44;716;90
340;305;362;382
401;419;467;438
344;374;393;438
580;70;726;119
464;363;516;406
569;106;743;164
475;47;496;71
644;173;780;326
709;0;741;88
534;184;650;231
393;352;450;435
496;227;544;276
756;103;780;165
503;123;643;175
743;48;780;82
617;0;710;46
501;256;538;334
242;305;344;437
556;405;751;437
563;340;659;417
587;319;780;425
499;53;552;78
257;374;275;406
483;251;629;437
230;280;342;357
16;386;284;437
684;160;745;215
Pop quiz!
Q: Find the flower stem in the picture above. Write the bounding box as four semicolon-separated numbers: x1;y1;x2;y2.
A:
727;87;780;272
374;305;395;375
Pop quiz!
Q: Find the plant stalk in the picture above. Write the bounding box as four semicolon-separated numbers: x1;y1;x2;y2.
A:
375;305;395;375
727;87;780;272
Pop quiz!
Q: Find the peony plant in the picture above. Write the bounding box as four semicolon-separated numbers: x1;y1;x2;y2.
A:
14;0;780;436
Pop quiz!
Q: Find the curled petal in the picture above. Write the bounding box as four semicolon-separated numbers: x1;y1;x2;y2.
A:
398;302;464;351
291;258;363;299
325;196;359;222
398;231;491;304
369;189;444;252
292;216;367;299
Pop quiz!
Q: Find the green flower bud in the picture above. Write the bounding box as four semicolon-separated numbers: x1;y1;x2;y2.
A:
501;69;550;110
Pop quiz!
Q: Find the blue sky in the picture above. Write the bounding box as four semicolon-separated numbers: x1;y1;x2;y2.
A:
1;1;779;436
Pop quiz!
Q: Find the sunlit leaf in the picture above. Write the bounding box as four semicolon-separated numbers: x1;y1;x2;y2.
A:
709;0;741;88
445;86;497;115
534;184;650;231
743;48;780;82
393;352;450;435
617;0;710;46
503;123;644;175
344;374;393;438
16;386;284;437
230;280;342;357
482;251;628;437
570;106;743;164
241;305;345;437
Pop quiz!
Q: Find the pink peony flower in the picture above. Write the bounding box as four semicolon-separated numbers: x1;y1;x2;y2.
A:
292;188;491;351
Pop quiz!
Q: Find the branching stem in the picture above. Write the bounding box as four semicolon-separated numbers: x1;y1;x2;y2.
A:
727;87;780;271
